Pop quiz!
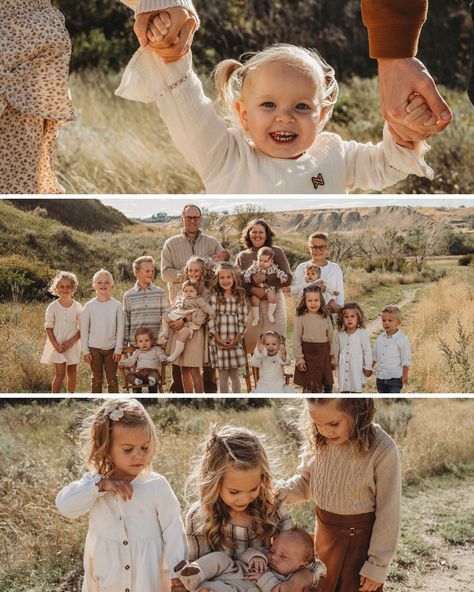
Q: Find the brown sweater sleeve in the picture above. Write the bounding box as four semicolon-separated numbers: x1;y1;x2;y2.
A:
272;246;293;284
361;0;427;59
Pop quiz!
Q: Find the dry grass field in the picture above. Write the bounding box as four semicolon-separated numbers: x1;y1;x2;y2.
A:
0;399;473;591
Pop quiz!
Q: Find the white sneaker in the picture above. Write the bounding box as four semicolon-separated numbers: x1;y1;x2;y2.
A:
148;376;156;386
134;378;143;385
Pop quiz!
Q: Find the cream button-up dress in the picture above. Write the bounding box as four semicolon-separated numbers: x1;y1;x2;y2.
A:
56;470;187;592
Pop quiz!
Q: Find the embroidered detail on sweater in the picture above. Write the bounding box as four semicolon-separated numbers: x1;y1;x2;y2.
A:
312;173;325;189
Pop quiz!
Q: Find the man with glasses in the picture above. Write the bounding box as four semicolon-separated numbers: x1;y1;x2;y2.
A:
161;204;223;392
291;232;344;314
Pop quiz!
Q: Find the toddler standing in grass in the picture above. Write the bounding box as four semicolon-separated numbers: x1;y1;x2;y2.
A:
336;303;372;393
251;331;294;394
373;305;412;394
117;3;434;194
80;269;124;393
40;271;82;393
56;398;187;592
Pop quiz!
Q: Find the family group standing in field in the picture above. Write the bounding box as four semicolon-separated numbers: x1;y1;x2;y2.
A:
2;0;471;194
41;208;411;395
56;397;400;592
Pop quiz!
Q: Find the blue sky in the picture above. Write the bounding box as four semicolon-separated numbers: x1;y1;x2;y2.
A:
101;196;473;218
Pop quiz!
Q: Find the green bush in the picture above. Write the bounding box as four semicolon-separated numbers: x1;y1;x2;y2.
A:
458;254;473;266
0;256;56;302
347;256;408;273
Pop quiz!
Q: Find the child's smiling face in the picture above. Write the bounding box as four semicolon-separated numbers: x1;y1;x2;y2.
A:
305;290;322;313
263;335;280;355
134;262;154;287
56;278;75;299
186;261;203;282
218;269;235;292
93;273;114;299
236;61;322;159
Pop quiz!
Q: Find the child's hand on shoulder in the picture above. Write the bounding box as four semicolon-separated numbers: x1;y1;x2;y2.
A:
98;477;133;501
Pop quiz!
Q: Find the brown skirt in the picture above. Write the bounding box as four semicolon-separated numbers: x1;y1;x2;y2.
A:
315;508;383;592
293;342;333;390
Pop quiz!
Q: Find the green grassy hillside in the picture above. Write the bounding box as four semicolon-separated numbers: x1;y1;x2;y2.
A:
8;199;132;233
0;201;170;297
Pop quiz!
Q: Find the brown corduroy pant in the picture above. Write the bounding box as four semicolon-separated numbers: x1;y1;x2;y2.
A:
90;347;119;393
315;508;383;592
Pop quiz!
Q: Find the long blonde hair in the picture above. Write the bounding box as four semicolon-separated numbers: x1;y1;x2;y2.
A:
80;399;158;477
214;43;338;133
188;425;278;551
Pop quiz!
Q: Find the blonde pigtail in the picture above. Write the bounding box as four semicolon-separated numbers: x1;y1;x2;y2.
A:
213;58;244;111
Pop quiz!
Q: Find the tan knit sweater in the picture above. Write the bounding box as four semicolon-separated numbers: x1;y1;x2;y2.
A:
278;425;401;584
361;0;427;58
292;314;336;366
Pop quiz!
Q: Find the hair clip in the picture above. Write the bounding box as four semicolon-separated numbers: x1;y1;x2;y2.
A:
108;408;124;421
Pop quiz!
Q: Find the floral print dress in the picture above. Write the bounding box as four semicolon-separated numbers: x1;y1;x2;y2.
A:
0;0;75;193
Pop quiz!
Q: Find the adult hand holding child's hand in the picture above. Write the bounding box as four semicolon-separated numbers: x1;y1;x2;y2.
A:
135;7;196;63
378;57;452;148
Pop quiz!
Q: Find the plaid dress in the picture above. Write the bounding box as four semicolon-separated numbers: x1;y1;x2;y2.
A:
186;501;293;561
208;294;248;369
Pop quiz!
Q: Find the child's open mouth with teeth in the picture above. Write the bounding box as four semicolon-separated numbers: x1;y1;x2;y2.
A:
270;131;297;143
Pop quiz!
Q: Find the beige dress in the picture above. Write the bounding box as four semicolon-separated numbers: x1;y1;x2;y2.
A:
165;288;211;368
0;0;75;193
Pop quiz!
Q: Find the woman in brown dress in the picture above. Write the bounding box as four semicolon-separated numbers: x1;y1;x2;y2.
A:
234;219;292;353
0;0;75;193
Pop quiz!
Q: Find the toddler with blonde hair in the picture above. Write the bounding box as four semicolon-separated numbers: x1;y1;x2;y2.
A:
117;3;433;194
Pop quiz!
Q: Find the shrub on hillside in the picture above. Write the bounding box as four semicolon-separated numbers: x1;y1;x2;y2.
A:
347;256;408;274
0;256;56;302
458;254;473;266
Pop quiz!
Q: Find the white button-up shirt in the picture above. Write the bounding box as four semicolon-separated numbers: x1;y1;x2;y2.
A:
373;329;412;379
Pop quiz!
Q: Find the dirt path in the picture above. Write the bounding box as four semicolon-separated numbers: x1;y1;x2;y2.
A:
386;476;474;592
366;287;418;337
